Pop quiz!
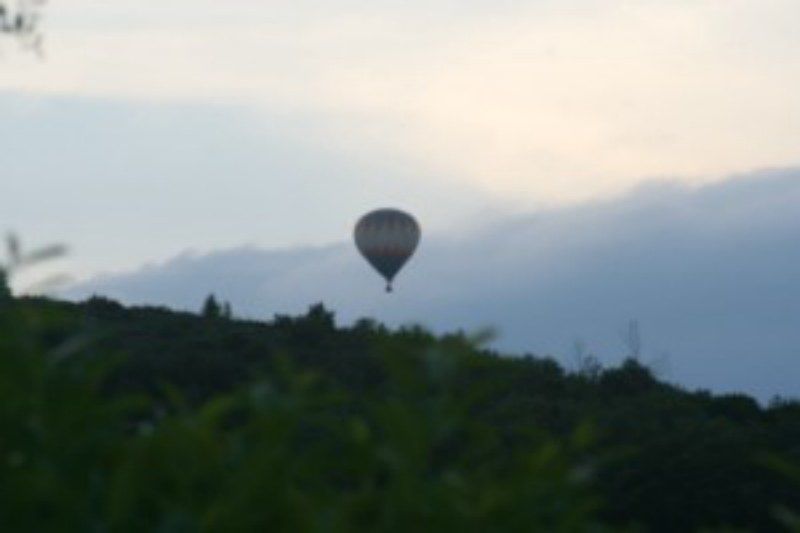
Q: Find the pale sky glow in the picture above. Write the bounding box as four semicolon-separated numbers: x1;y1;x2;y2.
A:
2;1;800;275
7;1;800;199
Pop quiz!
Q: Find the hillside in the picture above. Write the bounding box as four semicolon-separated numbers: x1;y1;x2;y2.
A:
1;295;799;532
69;170;800;402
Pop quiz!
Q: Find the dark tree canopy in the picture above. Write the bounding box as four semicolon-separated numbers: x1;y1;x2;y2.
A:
202;294;222;319
0;270;10;301
0;295;798;531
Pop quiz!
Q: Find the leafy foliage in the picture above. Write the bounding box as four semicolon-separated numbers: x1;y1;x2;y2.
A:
1;296;799;532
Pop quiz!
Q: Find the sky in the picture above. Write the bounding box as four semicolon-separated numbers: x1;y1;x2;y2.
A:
69;170;800;402
2;1;800;396
2;1;800;275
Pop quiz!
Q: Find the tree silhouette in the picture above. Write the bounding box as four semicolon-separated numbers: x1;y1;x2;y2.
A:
306;302;335;329
0;270;10;301
202;294;222;319
623;319;642;360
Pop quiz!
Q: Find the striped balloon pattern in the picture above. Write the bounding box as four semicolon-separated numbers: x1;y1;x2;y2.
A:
354;208;421;292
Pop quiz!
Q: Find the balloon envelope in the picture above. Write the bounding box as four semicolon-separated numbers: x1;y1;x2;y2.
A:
354;208;420;292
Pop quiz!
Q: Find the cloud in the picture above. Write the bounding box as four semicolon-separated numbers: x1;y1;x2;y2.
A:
0;92;490;276
4;2;799;203
67;168;800;401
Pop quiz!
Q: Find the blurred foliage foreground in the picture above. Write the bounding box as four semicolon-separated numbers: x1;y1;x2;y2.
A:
0;297;799;532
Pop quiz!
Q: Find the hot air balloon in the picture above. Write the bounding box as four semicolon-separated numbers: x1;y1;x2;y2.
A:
354;208;420;292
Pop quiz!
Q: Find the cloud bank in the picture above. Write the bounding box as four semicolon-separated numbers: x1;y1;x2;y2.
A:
68;169;800;401
0;92;489;276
